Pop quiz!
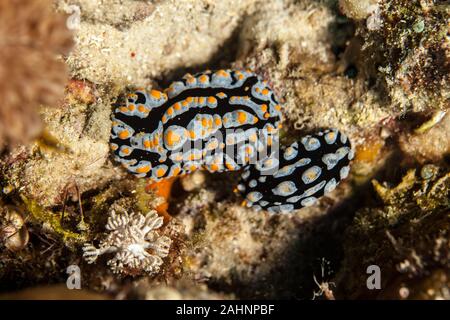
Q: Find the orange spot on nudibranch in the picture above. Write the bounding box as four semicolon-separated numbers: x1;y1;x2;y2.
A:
150;90;162;99
172;167;181;176
186;77;195;84
156;167;166;177
166;130;180;147
225;162;235;170
207;96;216;104
237;111;247;124
119;130;130;139
215;69;229;77
136;165;151;173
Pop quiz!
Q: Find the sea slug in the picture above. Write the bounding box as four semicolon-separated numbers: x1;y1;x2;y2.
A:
111;70;353;213
238;129;353;213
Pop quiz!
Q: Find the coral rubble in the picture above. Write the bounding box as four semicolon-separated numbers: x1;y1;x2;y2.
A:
349;0;449;111
334;166;450;299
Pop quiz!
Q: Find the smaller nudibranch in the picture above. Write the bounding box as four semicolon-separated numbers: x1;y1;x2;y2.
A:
237;129;353;213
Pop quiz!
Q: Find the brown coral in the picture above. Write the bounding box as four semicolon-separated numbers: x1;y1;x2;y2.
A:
0;0;73;150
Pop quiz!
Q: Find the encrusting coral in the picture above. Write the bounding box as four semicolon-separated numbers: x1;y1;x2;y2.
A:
83;209;172;275
334;165;450;299
0;0;72;150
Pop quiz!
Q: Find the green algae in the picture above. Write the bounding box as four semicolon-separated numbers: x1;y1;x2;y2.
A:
21;195;87;245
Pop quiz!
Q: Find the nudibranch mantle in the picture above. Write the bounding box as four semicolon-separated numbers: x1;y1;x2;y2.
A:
111;70;281;179
111;69;353;213
239;130;352;213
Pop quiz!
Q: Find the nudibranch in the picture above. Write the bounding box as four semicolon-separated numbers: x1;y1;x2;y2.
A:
111;69;353;213
238;130;352;213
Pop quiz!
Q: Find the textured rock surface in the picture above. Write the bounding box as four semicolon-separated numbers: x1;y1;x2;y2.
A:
335;166;450;299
